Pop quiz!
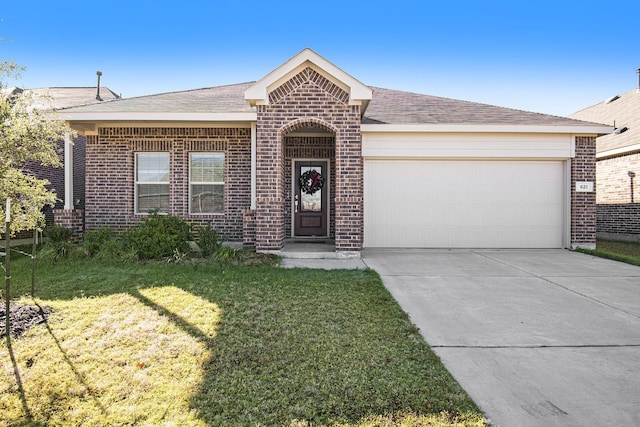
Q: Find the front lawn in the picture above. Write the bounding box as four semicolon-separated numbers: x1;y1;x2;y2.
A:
577;239;640;266
1;257;487;426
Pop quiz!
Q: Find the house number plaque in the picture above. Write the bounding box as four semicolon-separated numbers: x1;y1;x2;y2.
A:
576;181;594;192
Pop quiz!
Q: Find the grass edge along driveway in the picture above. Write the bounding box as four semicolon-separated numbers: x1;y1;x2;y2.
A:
1;258;489;426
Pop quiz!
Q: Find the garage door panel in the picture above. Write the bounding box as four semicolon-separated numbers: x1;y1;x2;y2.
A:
364;160;565;248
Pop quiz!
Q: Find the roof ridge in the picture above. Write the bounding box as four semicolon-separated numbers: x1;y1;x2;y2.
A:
123;81;256;100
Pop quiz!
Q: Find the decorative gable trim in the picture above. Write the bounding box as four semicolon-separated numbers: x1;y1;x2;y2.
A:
269;67;350;106
245;48;372;108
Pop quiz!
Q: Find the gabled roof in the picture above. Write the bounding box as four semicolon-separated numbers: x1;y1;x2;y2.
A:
60;82;609;132
244;48;372;107
57;51;610;137
569;89;640;156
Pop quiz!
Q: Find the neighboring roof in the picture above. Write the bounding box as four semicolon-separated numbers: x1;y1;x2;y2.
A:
26;87;120;110
1;86;24;97
569;88;640;156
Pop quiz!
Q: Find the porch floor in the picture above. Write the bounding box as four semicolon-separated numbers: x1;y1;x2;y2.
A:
274;239;360;259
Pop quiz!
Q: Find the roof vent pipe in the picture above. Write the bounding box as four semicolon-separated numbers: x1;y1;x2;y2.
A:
96;71;102;101
637;68;640;91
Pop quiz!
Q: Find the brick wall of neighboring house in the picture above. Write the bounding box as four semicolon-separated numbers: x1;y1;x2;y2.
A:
596;152;640;240
255;67;362;252
84;127;252;242
571;136;597;248
20;135;85;235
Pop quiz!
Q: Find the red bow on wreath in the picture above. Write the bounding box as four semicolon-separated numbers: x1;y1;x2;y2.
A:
299;169;325;195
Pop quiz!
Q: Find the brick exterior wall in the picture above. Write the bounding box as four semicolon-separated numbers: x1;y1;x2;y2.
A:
243;209;256;246
596;152;640;240
85;127;251;241
255;67;362;252
571;136;597;248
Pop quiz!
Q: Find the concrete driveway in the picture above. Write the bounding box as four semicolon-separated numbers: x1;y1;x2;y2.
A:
362;249;640;427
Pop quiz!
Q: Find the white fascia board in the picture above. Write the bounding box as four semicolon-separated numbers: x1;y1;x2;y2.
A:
597;143;640;159
59;111;257;122
245;48;372;105
361;124;613;135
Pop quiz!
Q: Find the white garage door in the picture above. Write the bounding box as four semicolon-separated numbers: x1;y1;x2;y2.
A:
364;160;566;248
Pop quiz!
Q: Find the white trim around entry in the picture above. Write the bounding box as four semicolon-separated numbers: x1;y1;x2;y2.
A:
64;132;74;210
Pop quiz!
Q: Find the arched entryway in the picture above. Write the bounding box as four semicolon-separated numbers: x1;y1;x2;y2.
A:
282;120;336;240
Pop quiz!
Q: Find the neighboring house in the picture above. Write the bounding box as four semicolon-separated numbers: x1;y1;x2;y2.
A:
570;83;640;242
58;48;610;254
5;85;119;229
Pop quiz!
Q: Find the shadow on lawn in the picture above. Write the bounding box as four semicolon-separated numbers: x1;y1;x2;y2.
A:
5;336;35;424
7;259;483;426
37;303;109;417
129;289;217;347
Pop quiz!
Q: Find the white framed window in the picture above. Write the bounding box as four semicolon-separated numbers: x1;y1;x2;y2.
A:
135;152;170;214
190;152;224;214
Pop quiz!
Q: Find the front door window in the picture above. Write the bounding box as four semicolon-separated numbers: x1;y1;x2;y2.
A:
294;162;328;236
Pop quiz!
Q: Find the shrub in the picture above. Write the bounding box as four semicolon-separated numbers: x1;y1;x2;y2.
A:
83;227;114;257
213;246;241;264
197;225;220;257
43;224;74;259
122;213;192;260
44;223;73;244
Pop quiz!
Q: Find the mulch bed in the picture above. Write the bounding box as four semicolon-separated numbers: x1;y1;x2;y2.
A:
0;301;54;338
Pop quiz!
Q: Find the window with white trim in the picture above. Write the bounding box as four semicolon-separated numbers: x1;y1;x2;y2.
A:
190;153;224;214
135;153;170;214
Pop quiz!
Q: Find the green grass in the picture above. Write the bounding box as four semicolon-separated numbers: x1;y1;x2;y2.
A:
577;239;640;266
1;256;488;426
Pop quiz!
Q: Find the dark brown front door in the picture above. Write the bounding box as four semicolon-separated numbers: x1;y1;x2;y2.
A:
294;161;328;236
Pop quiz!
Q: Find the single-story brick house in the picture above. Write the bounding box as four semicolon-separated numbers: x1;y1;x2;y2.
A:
58;48;611;254
570;84;640;242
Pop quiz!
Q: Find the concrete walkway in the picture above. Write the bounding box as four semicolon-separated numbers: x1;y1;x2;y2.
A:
362;249;640;427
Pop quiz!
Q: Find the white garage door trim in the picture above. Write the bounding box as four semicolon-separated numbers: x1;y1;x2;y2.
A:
364;159;567;248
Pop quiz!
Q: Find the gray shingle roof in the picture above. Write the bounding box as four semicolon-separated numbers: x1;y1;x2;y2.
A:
60;81;605;129
569;89;640;154
61;83;255;114
27;87;120;110
363;87;596;126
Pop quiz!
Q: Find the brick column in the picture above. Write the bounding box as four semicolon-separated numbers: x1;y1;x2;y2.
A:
255;108;285;251
334;119;363;252
53;209;84;242
571;136;597;249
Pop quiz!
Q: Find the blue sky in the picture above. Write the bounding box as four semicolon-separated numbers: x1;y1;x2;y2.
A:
1;0;638;116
